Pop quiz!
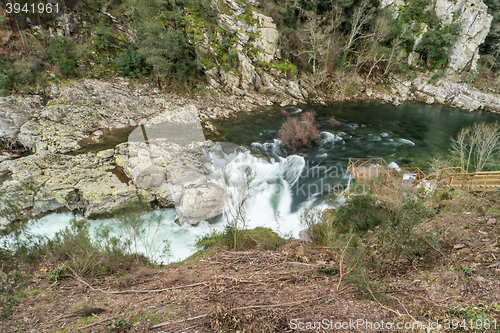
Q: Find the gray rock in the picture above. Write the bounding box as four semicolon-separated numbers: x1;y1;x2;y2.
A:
299;229;312;243
97;149;115;159
0;153;141;219
382;0;492;73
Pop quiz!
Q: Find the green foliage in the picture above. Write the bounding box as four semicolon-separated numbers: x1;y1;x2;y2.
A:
400;0;429;23
415;27;457;69
334;194;389;232
195;226;285;251
0;59;10;96
309;193;436;270
429;70;444;84
257;60;298;76
5;59;38;92
48;218;136;278
136;20;202;86
114;201;172;265
0;270;30;319
447;302;500;331
368;197;435;262
116;47;151;78
223;49;239;69
48;36;77;77
93;26;116;51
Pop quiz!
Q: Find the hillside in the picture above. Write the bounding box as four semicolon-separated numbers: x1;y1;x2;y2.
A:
1;0;500;101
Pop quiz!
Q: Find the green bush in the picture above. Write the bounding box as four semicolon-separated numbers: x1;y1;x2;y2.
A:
309;193;436;268
48;218;136;278
400;0;432;24
196;226;285;251
48;36;77;77
415;28;457;69
116;46;151;78
92;26;116;51
334;194;389;232
0;60;10;96
429;69;444;83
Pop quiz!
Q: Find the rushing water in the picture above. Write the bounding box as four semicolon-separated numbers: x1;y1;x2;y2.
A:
17;102;500;263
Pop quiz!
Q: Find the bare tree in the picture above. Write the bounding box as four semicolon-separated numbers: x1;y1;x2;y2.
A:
220;165;255;250
450;122;500;172
339;0;375;71
297;10;342;76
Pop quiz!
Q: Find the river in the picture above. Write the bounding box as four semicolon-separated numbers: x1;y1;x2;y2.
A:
16;101;500;263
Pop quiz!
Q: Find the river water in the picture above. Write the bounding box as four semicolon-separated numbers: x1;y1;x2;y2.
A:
17;102;500;263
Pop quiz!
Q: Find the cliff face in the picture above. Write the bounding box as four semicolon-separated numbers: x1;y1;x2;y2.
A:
382;0;493;73
435;0;493;72
198;0;308;104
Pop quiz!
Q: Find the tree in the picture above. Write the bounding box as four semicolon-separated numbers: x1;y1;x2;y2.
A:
117;47;151;78
450;122;500;172
0;59;10;96
137;21;175;89
339;0;375;71
135;0;202;89
415;28;456;69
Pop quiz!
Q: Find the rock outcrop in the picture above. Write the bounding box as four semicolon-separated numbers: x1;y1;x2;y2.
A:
199;0;307;104
0;81;228;226
382;0;493;73
0;152;140;220
435;0;493;72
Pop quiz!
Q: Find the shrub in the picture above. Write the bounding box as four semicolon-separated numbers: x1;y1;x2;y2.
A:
415;28;457;69
116;46;151;78
429;69;444;83
48;36;77;77
48;218;137;278
278;111;320;152
310;193;436;267
0;59;10;96
400;0;431;24
330;116;341;128
195;226;285;251
93;26;116;51
334;194;389;233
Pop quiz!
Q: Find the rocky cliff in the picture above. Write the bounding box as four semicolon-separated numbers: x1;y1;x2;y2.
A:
199;0;308;104
382;0;493;73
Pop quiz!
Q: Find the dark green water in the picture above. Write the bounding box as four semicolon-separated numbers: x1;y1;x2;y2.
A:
208;101;500;170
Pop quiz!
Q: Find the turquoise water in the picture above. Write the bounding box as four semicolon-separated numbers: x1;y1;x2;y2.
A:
208;101;500;211
15;102;500;262
208;101;500;169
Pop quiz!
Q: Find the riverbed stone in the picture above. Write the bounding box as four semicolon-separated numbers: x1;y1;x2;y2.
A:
0;153;142;219
114;139;225;226
97;149;115;159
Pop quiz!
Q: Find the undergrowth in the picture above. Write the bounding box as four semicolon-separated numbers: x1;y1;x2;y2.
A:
196;226;286;251
304;191;437;298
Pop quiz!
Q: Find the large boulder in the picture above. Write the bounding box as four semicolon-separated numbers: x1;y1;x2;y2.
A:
114;139;225;227
0;95;43;140
0;153;140;220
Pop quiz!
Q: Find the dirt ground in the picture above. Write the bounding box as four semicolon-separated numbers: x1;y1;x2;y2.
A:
2;209;500;333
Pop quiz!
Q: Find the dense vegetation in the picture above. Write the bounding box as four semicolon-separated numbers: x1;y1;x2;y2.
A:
0;0;500;95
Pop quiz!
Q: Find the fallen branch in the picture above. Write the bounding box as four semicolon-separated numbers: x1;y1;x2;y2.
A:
151;295;325;329
72;270;208;294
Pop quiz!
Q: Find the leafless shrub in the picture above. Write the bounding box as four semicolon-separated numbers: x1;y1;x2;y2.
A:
278;111;320;152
